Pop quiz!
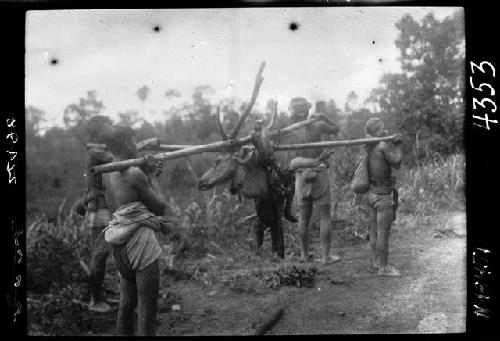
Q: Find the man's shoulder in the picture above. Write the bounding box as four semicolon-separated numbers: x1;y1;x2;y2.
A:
124;166;146;177
376;141;391;151
87;148;113;166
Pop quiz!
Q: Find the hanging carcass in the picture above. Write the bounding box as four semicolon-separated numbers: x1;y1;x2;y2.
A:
198;103;296;259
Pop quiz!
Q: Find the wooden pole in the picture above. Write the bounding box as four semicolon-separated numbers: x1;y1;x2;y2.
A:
87;142;197;151
90;135;398;174
273;134;398;151
268;118;315;139
252;307;285;335
90;136;253;175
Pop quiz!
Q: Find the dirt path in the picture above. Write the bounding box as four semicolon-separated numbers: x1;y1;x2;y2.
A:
157;211;466;335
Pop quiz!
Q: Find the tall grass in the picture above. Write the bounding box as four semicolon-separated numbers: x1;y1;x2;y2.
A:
397;152;465;216
27;199;92;294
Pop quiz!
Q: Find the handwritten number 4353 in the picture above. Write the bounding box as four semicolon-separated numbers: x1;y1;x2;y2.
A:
470;61;496;130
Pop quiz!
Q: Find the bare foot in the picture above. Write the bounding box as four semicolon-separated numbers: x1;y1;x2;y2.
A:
368;259;379;272
299;253;314;263
377;265;401;277
316;254;342;265
88;301;112;313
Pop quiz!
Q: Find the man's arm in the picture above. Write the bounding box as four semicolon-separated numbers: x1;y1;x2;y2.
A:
136;137;167;151
309;113;340;136
381;142;403;169
129;168;166;216
311;121;340;136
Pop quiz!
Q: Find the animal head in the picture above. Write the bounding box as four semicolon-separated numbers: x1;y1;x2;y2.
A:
197;71;279;199
198;145;258;192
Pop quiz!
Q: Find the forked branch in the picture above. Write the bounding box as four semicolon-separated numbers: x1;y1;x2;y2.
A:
215;106;228;141
266;100;278;131
228;61;266;139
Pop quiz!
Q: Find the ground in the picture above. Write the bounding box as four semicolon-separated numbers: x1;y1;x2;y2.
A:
28;210;466;335
152;211;466;335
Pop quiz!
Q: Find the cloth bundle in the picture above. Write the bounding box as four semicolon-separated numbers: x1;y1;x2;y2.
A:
103;201;170;246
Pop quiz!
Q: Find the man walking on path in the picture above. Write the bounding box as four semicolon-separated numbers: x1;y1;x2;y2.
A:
281;97;342;264
364;117;403;277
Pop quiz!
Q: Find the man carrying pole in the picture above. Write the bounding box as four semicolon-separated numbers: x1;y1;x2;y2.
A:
77;116;167;313
363;117;403;277
79;115;114;313
101;126;170;336
281;97;342;265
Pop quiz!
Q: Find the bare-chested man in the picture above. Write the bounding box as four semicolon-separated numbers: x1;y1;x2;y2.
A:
77;117;166;313
101;126;168;336
364;117;403;277
81;115;114;313
280;97;342;264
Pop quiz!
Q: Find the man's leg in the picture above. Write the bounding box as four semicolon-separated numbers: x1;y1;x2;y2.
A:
89;227;111;312
368;206;378;270
318;204;341;264
136;260;159;336
253;220;264;250
89;250;110;299
116;275;137;336
298;202;313;262
376;207;400;276
318;204;332;264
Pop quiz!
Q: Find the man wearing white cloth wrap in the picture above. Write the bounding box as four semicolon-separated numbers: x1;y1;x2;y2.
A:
102;126;169;336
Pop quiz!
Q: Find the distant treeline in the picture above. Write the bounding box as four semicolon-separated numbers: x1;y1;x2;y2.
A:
26;11;464;220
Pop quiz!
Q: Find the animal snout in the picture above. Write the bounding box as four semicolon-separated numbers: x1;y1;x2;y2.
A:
198;179;213;191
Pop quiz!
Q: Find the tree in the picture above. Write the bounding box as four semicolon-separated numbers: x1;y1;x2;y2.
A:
326;99;342;120
63;91;106;144
26;105;45;138
117;110;142;127
367;11;465;158
63;90;105;129
186;85;217;141
165;89;181;99
344;108;375;139
344;91;359;114
137;85;151;103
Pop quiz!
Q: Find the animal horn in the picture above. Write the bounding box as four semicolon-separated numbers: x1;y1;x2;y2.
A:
228;61;266;139
215;106;228;141
266;101;278;130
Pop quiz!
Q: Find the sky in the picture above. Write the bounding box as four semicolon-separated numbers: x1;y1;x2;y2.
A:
25;7;461;130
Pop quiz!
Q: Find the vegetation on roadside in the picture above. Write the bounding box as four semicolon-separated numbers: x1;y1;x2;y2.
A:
25;11;465;336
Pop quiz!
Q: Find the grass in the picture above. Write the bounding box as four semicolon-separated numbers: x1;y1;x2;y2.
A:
26;151;465;335
397;152;465;216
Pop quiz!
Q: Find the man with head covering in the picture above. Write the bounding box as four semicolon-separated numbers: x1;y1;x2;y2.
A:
280;97;342;264
80;115;115;313
78;116;167;313
364;117;403;277
101;125;169;336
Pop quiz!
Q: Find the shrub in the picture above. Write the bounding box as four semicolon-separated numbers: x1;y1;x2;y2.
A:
27;200;91;294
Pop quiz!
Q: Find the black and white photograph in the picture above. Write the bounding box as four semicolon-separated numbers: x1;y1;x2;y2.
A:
20;5;469;336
